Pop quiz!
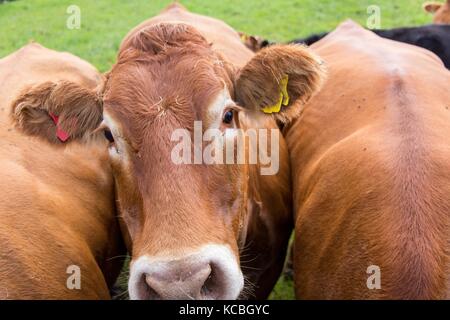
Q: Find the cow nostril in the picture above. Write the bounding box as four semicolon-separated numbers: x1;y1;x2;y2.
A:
201;268;214;296
143;275;160;299
200;263;225;299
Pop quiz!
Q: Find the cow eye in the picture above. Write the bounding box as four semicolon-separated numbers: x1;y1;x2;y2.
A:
104;129;115;143
222;110;234;124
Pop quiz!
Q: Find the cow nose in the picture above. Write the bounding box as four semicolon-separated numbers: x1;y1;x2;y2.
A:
144;263;212;300
128;245;244;300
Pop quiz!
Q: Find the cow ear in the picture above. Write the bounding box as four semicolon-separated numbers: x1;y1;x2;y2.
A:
246;35;260;52
11;81;103;144
423;2;442;13
239;32;267;52
235;44;326;123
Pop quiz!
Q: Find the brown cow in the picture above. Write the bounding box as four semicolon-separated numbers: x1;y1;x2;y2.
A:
0;43;125;299
11;4;325;299
287;20;450;299
423;0;450;24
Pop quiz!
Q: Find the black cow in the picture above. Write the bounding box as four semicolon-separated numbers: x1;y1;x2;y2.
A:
292;24;450;69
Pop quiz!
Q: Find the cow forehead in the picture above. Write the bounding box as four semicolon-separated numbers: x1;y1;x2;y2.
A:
105;59;233;123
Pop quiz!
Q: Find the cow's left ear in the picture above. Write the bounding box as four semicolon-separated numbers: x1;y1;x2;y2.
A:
235;44;326;123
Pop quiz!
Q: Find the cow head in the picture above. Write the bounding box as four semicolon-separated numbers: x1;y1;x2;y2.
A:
423;1;450;24
11;22;325;300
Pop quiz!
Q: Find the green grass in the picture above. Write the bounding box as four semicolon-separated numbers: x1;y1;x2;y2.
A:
269;275;296;300
0;0;432;300
0;0;432;72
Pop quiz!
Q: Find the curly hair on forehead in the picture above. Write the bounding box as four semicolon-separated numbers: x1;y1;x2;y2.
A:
122;22;211;56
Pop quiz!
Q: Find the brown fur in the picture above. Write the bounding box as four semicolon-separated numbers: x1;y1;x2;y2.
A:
0;43;125;299
102;4;323;299
287;20;450;299
105;21;289;299
120;2;255;67
11;5;324;299
12;81;103;144
424;0;450;24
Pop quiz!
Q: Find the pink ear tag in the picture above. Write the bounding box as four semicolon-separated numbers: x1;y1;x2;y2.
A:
49;113;70;142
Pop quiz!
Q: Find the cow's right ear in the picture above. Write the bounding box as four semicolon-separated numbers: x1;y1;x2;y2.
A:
235;44;326;124
11;81;103;144
423;2;442;13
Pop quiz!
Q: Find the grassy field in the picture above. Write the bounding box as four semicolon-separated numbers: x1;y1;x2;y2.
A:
0;0;432;299
0;0;432;72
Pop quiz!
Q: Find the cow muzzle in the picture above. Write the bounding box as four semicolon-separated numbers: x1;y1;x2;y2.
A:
128;244;244;300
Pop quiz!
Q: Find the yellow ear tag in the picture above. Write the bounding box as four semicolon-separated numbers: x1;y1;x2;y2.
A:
262;75;289;114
